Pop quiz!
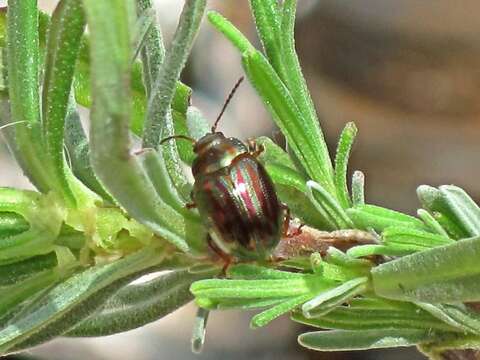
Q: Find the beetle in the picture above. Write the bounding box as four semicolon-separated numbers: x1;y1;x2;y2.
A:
163;77;292;261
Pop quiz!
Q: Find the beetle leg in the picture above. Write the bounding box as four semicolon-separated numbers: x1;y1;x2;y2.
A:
281;203;291;238
247;139;264;158
186;190;197;209
186;202;197;209
281;203;304;237
207;235;233;276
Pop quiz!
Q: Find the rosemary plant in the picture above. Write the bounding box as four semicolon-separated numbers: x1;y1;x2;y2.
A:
0;1;479;359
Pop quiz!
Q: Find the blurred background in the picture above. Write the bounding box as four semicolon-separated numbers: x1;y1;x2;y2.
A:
3;0;480;359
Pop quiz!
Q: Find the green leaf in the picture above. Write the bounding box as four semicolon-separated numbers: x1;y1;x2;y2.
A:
306;181;353;229
298;329;439;351
142;0;206;149
192;278;315;300
131;6;155;64
0;9;189;137
64;99;112;202
302;277;368;318
42;0;86;206
0;212;29;238
249;0;283;78
347;244;418;258
334;122;357;209
207;11;334;193
67;268;213;337
136;0;164;94
324;247;372;270
256;136;297;172
0;269;61;324
214;298;284;311
0;252;57;286
414;303;480;335
207;11;255;54
292;302;458;333
137;150;192;217
417;185;453;217
139;0;200;200
417;209;450;238
372;235;480;303
0;246;166;355
173;110;196;165
440;185;480;237
351;170;365;206
0;189;63;262
250;293;311;328
191;274;335;309
242;50;335;194
5;0;53;192
83;0;188;251
417;185;468;239
347;204;426;232
382;226;454;249
278;0;332;186
227;264;304;280
137;150;205;252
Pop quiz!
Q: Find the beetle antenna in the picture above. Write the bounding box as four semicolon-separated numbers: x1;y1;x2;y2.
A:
160;134;196;145
211;76;244;133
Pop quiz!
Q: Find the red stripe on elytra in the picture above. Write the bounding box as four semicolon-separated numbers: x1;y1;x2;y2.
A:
234;162;257;222
244;159;271;220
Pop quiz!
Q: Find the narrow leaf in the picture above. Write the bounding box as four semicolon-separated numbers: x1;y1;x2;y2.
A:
417;209;450;238
298;329;438;351
67;268;212;337
142;0;206;148
249;0;284;78
347;204;426;232
242;50;335;194
5;0;53;192
139;0;196;200
83;0;189;251
207;11;255;54
351;170;365;206
0;212;29;238
307;181;354;229
293;304;458;333
414;303;480;335
278;0;333;187
372;235;480;303
334;122;357;209
382;226;454;248
64;99;112;202
440;185;480;237
42;0;86;205
0;246;166;354
251;294;311;328
302;277;368;318
0;252;57;286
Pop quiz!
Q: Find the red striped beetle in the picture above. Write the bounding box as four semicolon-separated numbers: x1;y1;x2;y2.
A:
163;77;291;261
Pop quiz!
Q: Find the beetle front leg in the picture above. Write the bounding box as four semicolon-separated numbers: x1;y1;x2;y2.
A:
207;235;233;276
247;139;264;158
186;190;197;209
281;203;304;237
186;202;197;209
